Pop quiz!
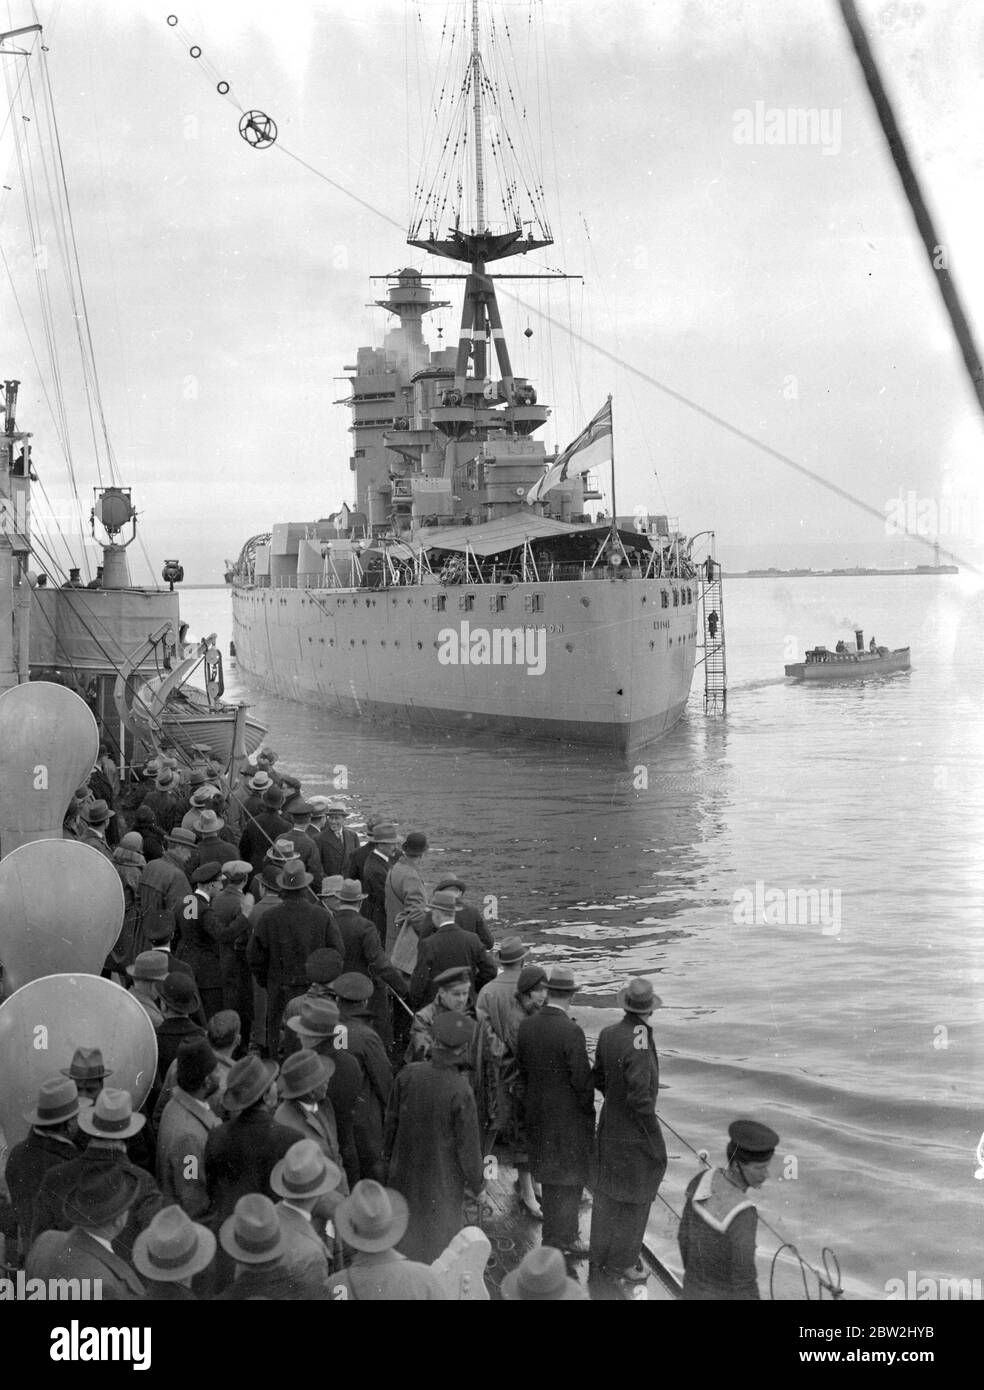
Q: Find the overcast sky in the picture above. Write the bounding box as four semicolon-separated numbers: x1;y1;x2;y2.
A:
2;0;982;583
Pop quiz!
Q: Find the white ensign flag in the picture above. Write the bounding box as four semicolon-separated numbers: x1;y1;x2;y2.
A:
526;398;613;505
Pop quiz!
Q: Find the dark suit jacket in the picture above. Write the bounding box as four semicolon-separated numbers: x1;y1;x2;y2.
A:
30;1149;163;1260
203;1107;297;1225
27;1225;145;1299
187;835;242;877
316;825;360;878
176;890;223;992
240;811;291;872
154;1016;208;1087
247;895;344;1038
594;1012;667;1202
5;1129;81;1250
409;922;496;1010
515;1005;595;1187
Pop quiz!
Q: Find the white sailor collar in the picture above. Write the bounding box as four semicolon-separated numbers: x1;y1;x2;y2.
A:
691;1167;756;1232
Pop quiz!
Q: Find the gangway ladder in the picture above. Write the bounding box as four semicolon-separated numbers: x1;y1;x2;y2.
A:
697;554;727;714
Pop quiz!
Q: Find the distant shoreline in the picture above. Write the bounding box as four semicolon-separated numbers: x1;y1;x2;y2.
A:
723;568;959;579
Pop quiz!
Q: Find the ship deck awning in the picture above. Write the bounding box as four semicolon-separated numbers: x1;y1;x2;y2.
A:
417;515;655;557
418;514;580;556
364;541;417;561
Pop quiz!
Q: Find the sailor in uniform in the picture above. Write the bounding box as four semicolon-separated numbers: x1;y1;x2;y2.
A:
677;1118;780;1300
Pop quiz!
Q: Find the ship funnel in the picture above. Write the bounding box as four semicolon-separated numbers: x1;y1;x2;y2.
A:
855;629;864;652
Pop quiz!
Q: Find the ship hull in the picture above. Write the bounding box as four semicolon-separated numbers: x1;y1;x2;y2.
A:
231;577;698;754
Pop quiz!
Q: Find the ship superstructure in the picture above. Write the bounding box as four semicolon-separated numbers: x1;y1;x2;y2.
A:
230;1;700;751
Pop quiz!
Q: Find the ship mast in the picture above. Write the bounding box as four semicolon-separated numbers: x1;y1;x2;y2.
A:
471;0;486;234
407;1;557;425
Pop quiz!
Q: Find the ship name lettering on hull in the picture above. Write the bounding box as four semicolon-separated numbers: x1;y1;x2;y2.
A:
437;621;546;676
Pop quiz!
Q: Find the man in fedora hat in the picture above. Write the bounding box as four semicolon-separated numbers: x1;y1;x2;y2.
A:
315;803;360;880
27;1163;145;1299
285;998;361;1189
175;862;226;1019
384;1011;486;1264
154;974;207;1103
422;876;494;950
203;1055;296;1227
78;798;116;859
328;1180;447;1300
500;1245;587;1301
212;860;256;1043
326;878;407;1046
60;1046;113;1103
157;1038;222;1218
179;781;222;832
186;809;239;878
281;947;345;1058
215;1192;323;1300
5;1077;85;1258
30;1090;162;1261
349;810;392;873
515;965;595;1259
476;937;529;1040
239;784;291;874
328;974;393;1182
132;1204;216;1300
409;889;496;1012
132;803;165;862
274;1049;346;1188
141;765;181;834
384;830;430;959
589;977;667;1282
270;1138;343;1291
136;825;195;956
248;858;343;1058
126;950;168;1028
280;795;324;882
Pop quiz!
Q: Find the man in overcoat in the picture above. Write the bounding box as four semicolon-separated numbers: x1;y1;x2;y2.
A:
408;891;496;1010
514;964;595;1258
589;977;667;1281
315;803;360;878
26;1164;145;1299
247;859;343;1054
178;863;225;1018
5;1078;84;1257
328;973;393;1181
383;1012;485;1264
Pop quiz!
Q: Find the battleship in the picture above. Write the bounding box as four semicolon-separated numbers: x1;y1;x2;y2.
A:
228;4;709;754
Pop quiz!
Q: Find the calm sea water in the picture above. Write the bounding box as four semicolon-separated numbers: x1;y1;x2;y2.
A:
183;575;984;1300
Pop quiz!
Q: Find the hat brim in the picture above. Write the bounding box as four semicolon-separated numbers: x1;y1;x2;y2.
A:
59;1066;113;1080
160;991;201;1016
336;893;367;904
335;1187;409;1252
500;1269;585;1300
132;1223;216;1282
278;1054;335;1100
218;1216;286;1265
222;1059;278;1113
269;1153;342;1200
276;870;314;890
62;1170;140;1228
616;987;662;1013
25;1103;81;1126
77;1110;146;1139
286;1017;334;1040
545;982;578;994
